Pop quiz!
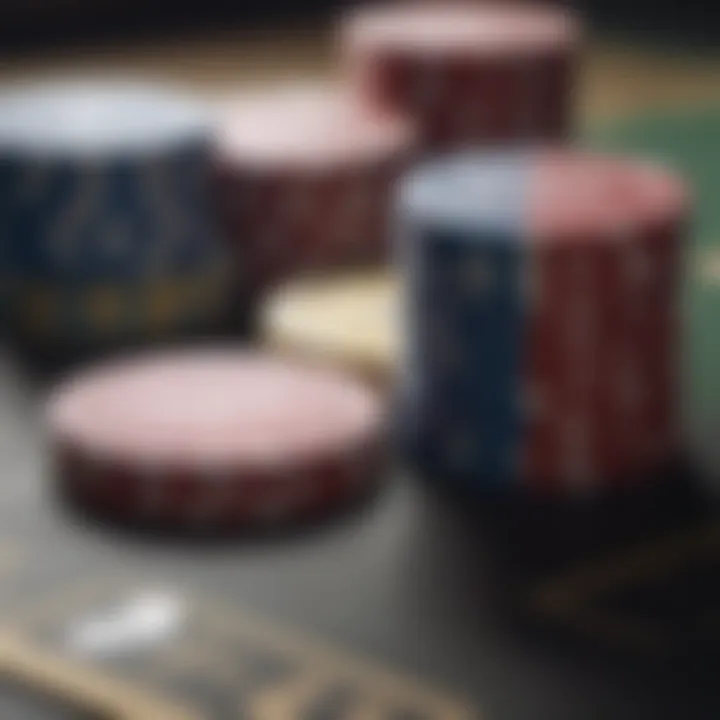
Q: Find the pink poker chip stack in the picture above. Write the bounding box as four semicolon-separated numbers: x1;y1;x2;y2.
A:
214;83;416;293
47;350;386;530
340;2;580;151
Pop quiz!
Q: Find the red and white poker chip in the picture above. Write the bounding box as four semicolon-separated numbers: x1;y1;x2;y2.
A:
214;83;416;290
47;349;386;530
340;2;580;149
520;152;689;492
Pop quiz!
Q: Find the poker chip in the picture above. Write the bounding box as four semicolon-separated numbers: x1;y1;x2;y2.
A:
340;3;580;150
47;349;386;531
214;82;416;292
262;272;398;389
0;79;228;347
398;150;689;495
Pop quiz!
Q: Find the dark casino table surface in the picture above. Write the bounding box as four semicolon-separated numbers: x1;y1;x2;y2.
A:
0;32;719;720
0;347;719;720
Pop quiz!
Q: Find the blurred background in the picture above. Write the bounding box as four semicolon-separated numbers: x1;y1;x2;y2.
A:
1;1;719;119
0;0;719;51
0;2;717;719
0;0;718;45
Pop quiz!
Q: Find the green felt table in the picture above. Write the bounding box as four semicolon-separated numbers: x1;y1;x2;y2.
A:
593;107;720;479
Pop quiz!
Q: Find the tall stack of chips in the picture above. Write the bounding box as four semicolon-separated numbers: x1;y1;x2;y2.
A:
397;151;688;494
0;81;228;351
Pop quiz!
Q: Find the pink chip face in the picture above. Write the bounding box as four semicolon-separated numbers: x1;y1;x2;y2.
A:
344;2;580;56
216;83;415;170
48;351;382;470
529;152;690;242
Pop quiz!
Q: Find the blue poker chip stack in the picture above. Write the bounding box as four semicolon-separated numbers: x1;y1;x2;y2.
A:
0;80;229;350
396;151;532;493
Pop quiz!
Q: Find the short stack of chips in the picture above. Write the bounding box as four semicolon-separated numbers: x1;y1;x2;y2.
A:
340;2;580;150
0;80;228;350
215;83;416;295
397;151;688;494
48;349;385;531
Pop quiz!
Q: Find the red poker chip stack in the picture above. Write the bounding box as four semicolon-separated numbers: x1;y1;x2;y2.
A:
214;84;416;293
340;3;581;151
47;350;386;531
521;153;689;492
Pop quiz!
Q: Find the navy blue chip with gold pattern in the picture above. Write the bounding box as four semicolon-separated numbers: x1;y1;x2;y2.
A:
0;81;229;345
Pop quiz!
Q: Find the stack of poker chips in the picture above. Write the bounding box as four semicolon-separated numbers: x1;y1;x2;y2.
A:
48;349;385;531
397;151;688;495
214;83;416;293
340;3;580;150
0;80;228;352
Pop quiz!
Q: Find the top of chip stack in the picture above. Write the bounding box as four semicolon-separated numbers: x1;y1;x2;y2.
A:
0;80;211;160
340;2;581;150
